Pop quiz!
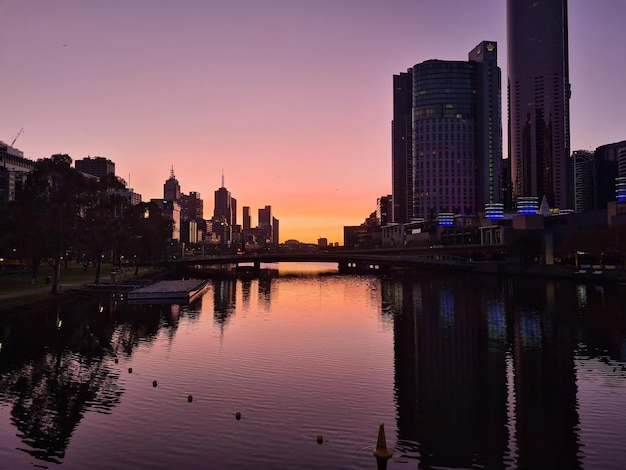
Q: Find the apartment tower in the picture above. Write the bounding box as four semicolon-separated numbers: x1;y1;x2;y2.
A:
401;41;502;221
507;0;571;209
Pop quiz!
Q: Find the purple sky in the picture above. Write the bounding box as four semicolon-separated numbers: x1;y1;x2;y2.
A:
1;0;624;243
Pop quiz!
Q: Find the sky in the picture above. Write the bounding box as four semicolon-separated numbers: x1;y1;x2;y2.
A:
1;0;624;244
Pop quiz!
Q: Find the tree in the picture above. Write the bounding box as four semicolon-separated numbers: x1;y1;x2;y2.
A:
11;155;89;292
124;202;173;268
74;174;129;284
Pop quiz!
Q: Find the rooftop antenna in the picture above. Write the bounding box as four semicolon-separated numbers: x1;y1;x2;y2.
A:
221;168;225;188
170;165;175;179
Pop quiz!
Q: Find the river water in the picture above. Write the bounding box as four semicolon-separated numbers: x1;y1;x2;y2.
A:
1;263;626;469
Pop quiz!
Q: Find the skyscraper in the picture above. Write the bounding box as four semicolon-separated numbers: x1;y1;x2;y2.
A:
391;70;413;224
164;166;181;201
242;206;251;231
258;205;273;244
507;0;571;210
181;191;203;221
395;41;502;222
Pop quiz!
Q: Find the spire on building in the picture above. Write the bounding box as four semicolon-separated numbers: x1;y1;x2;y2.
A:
221;168;225;188
170;165;175;179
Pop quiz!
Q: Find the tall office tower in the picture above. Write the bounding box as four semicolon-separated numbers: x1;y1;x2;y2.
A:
572;150;594;212
593;141;626;209
377;195;393;226
468;42;503;211
181;191;203;221
391;70;413;223
242;206;251;230
164;166;181;201
258;205;273;244
214;186;233;225
75;156;115;179
408;41;502;221
272;217;279;245
507;0;571;210
230;197;237;227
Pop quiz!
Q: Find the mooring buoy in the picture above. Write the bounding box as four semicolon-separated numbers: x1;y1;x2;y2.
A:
373;422;393;461
152;380;158;387
316;434;324;444
128;367;133;374
235;412;241;420
187;395;193;402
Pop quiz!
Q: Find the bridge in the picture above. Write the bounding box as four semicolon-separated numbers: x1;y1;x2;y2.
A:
166;245;507;275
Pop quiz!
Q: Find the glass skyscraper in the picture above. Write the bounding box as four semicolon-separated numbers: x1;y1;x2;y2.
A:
507;0;571;210
393;41;502;222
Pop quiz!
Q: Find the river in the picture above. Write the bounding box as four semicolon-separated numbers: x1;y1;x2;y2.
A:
1;262;625;469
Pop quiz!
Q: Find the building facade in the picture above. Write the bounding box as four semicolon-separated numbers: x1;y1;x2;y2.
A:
376;195;393;226
164;167;181;202
507;0;571;210
391;70;413;224
0;141;34;202
594;141;626;209
572;150;594;212
181;191;203;222
403;40;502;221
75;156;115;179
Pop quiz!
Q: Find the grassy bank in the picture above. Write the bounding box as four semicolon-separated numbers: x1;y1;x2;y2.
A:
0;263;166;312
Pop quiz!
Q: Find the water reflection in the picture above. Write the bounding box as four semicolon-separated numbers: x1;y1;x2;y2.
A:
0;298;121;463
385;274;626;469
0;270;626;468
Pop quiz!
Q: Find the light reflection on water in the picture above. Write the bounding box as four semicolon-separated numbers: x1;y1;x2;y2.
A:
0;264;626;469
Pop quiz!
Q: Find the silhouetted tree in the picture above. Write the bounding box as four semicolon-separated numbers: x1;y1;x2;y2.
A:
124;201;173;267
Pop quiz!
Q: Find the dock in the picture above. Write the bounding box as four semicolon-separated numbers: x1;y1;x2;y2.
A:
126;280;208;304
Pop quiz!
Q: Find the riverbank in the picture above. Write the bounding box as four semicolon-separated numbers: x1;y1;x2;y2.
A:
472;261;626;285
0;264;167;315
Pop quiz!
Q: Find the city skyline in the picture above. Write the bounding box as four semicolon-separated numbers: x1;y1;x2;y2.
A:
1;1;624;243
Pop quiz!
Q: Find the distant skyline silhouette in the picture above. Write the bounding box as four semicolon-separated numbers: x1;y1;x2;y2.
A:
1;0;624;243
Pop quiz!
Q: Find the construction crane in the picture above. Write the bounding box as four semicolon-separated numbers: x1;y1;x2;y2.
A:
11;128;24;146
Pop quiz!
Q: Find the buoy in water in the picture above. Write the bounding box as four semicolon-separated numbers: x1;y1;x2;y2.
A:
152;380;158;388
128;367;133;374
373;422;393;460
235;412;241;420
114;358;119;364
316;434;324;444
187;395;193;402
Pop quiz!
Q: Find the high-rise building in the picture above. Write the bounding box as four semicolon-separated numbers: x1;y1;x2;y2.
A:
593;141;626;209
396;41;502;221
0;141;33;202
242;206;251;231
75;156;115;179
258;205;273;244
391;71;413;224
507;0;571;210
181;191;203;222
164;166;181;202
376;195;393;226
213;175;237;244
272;217;279;245
572;150;594;212
214;187;234;225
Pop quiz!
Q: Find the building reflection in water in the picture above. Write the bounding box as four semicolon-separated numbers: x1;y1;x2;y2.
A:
386;274;582;469
2;269;625;467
